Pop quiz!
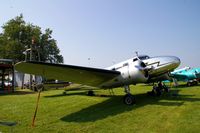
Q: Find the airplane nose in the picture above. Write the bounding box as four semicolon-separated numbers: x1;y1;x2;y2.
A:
147;55;181;77
172;56;181;67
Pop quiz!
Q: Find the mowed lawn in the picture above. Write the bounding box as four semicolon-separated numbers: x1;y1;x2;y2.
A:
0;84;200;133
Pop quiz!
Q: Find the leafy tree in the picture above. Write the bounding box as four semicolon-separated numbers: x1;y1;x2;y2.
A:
0;14;63;63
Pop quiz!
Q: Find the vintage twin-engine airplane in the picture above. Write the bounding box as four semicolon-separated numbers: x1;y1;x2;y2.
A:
170;67;200;86
15;54;180;105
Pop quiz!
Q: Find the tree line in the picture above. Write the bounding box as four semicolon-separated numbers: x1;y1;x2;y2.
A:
0;14;63;63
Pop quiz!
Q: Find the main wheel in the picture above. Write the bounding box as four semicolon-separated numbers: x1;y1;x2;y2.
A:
187;82;191;86
123;94;136;105
193;81;198;85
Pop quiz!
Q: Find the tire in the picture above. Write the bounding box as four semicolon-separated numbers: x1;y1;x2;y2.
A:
156;89;162;96
194;81;198;85
187;82;191;86
123;94;136;105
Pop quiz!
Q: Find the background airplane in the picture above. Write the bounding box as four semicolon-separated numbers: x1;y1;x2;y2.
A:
170;67;200;86
15;54;180;105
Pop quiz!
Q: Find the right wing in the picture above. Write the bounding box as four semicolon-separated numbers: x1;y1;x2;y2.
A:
15;61;120;87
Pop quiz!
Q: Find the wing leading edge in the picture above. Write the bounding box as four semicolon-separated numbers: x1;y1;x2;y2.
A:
15;61;120;87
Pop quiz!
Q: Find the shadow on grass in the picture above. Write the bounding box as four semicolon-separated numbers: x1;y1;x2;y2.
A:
0;90;35;96
44;88;109;98
60;90;200;122
174;84;200;88
44;91;87;98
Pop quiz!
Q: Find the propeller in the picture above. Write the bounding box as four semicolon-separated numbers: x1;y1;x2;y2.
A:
135;60;149;78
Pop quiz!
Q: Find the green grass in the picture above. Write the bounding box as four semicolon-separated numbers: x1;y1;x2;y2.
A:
1;84;200;133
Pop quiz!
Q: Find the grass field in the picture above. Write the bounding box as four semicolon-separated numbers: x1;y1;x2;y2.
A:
0;84;200;133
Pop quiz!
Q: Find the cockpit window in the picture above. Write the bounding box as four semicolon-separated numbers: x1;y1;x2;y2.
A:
138;55;150;60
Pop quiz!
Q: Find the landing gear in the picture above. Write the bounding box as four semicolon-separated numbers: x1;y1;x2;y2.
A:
187;82;191;86
187;80;198;86
194;81;198;85
123;86;136;105
147;82;169;96
123;94;136;105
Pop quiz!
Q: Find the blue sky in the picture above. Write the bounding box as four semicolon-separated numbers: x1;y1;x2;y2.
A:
0;0;200;68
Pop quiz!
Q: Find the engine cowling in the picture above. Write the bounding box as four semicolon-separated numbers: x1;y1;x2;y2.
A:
129;60;149;83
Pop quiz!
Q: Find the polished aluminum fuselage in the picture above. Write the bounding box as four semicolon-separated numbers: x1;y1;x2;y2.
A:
101;55;180;88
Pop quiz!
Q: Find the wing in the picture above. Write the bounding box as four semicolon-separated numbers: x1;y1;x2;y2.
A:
170;73;189;81
15;61;120;87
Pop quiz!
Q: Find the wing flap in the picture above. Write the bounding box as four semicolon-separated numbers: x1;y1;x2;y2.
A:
15;61;120;87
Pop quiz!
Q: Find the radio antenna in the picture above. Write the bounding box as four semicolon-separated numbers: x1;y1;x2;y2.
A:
135;51;138;56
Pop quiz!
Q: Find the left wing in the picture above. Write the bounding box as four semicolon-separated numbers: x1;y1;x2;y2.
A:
170;73;189;81
15;61;120;87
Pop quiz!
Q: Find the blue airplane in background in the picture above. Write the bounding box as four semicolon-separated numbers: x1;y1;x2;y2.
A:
170;67;200;86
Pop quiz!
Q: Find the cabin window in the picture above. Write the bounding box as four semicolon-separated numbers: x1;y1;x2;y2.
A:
123;63;128;66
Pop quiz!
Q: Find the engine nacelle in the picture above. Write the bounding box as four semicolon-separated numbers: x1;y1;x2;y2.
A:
100;60;149;88
129;60;149;83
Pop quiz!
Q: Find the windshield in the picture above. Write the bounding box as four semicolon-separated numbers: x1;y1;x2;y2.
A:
138;55;150;60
